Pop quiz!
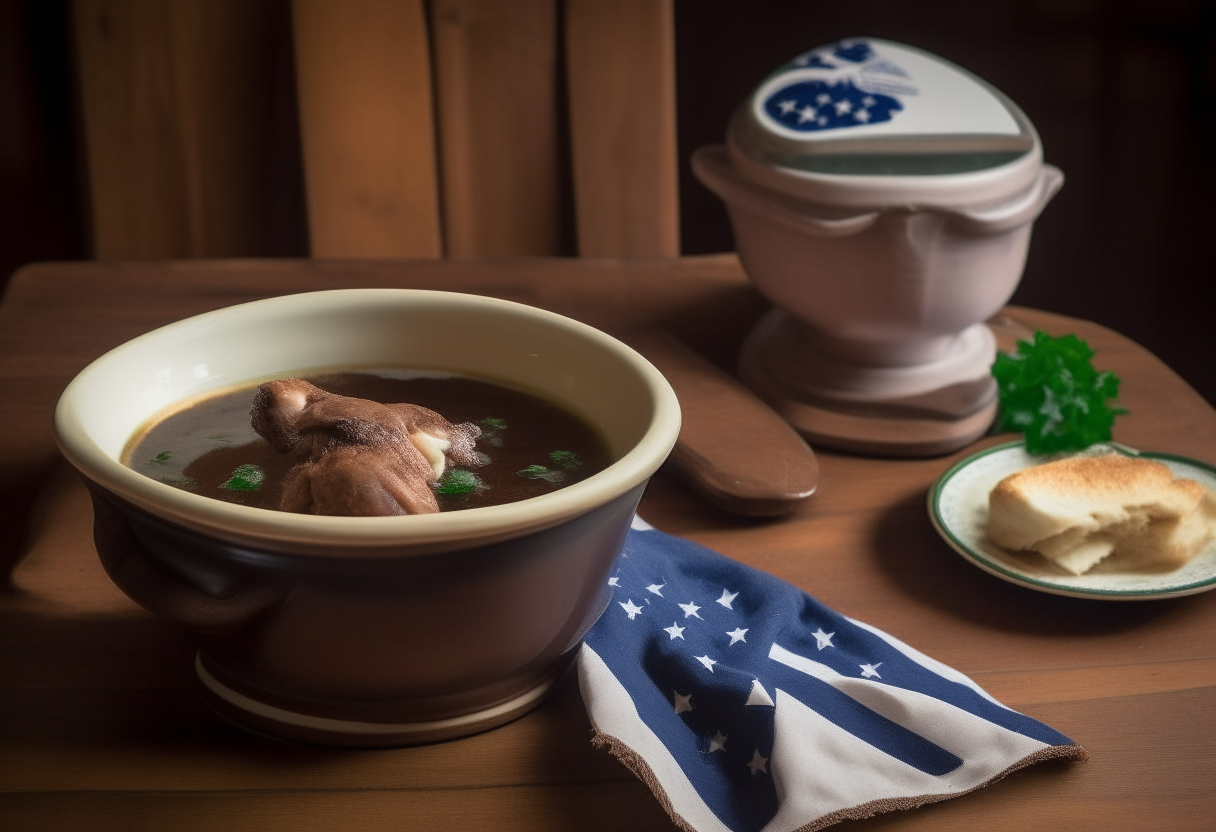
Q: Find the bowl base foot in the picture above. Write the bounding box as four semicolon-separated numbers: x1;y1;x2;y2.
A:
739;310;998;457
194;652;572;747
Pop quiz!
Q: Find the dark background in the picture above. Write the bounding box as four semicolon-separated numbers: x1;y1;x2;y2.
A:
3;0;1214;404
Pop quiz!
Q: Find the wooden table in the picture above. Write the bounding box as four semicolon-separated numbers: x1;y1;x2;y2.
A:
2;256;1214;830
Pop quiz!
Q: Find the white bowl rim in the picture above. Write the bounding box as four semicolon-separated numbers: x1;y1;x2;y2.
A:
54;289;681;555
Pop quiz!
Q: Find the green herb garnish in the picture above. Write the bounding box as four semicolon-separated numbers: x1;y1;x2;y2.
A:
149;451;172;465
220;464;265;491
433;468;484;495
479;417;507;446
548;450;582;471
518;464;566;484
991;330;1126;454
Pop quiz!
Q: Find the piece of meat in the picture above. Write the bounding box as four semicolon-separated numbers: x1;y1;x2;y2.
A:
251;378;482;516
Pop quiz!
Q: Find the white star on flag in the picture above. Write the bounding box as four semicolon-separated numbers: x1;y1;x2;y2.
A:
695;655;717;672
619;600;643;620
812;628;835;650
726;628;748;645
708;731;727;753
717;589;739;609
748;749;769;776
647;583;665;597
679;601;702;619
664;622;686;641
860;662;882;679
674;691;693;715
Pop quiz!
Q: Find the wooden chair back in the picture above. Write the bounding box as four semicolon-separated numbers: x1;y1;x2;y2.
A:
71;0;678;260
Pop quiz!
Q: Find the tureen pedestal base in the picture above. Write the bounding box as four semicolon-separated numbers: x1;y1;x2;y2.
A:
739;309;998;457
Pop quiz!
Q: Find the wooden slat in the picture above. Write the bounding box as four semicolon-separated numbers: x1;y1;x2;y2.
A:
428;0;562;257
291;0;441;258
564;0;679;257
71;0;295;259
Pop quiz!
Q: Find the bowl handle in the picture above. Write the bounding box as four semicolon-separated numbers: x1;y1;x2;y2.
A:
691;146;882;237
87;485;291;634
947;165;1065;234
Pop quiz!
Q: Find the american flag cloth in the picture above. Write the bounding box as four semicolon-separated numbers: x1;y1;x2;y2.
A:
578;518;1087;832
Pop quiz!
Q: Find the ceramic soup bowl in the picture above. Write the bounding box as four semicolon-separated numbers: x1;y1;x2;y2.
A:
54;289;680;746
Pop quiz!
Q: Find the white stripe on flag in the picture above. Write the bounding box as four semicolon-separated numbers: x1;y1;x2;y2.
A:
759;644;1050;832
844;616;1009;709
760;690;952;832
578;642;732;832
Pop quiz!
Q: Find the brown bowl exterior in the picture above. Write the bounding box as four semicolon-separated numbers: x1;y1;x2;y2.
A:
88;479;645;745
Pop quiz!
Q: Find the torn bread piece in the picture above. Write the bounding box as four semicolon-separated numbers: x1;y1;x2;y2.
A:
987;453;1216;574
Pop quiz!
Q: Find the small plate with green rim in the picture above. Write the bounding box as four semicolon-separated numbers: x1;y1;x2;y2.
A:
927;440;1216;600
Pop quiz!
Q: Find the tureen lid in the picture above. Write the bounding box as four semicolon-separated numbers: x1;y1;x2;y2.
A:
728;37;1037;177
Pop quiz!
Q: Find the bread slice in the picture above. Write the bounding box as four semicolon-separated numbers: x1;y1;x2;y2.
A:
987;453;1216;574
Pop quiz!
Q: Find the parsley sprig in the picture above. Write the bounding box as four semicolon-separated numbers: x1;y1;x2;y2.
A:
991;330;1126;454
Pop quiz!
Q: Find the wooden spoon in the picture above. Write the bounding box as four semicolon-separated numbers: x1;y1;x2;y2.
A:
620;328;819;516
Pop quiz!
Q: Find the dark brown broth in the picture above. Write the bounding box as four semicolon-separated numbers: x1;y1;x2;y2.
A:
123;371;613;513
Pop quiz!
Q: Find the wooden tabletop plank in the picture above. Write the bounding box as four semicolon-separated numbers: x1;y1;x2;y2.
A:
2;255;1214;829
2;691;1209;830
